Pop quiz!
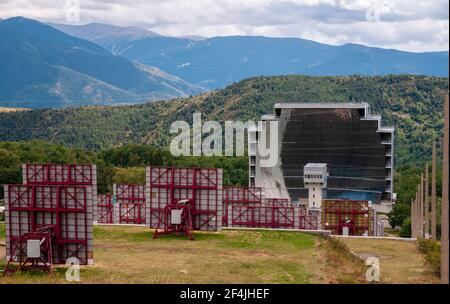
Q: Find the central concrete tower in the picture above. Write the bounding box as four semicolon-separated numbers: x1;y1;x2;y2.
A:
303;163;328;210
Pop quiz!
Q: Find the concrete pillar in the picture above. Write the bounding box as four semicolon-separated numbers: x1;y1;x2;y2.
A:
432;142;437;241
425;164;429;239
419;174;424;238
414;190;419;238
411;199;414;238
441;95;449;284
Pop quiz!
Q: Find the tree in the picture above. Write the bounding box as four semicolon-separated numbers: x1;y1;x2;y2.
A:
399;217;412;238
388;203;410;228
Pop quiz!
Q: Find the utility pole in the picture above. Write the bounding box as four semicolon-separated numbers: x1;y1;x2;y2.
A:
411;198;416;238
432;142;437;240
441;95;449;284
416;186;420;238
420;174;424;238
425;164;429;238
416;188;420;238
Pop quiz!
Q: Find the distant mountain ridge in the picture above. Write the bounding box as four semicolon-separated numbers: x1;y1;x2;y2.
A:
1;17;448;109
49;22;161;56
50;22;449;89
0;17;204;108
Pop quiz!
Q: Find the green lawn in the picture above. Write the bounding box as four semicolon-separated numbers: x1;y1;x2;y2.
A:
0;222;5;240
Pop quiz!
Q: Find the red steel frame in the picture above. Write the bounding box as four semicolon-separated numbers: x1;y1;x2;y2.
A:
148;167;221;231
263;198;290;207
298;205;319;230
153;201;194;240
229;205;296;229
23;164;95;185
222;186;262;226
116;184;146;224
97;194;113;224
223;186;262;204
4;225;55;275
322;199;370;236
5;184;91;265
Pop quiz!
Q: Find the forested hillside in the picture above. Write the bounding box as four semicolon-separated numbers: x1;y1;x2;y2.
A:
0;75;448;167
0;141;248;198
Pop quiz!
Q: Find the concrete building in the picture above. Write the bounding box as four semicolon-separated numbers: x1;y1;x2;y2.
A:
248;103;395;213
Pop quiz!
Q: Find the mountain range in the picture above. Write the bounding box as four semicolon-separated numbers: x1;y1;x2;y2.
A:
0;17;448;108
51;22;449;89
0;17;203;108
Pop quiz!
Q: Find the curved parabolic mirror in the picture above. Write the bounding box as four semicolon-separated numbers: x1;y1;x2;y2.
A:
279;107;388;204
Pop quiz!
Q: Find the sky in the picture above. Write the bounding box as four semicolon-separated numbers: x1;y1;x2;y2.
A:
0;0;448;52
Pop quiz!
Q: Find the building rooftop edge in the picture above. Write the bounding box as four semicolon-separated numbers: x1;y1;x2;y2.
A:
274;102;369;109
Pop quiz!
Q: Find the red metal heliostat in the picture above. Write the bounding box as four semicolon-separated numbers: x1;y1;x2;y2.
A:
322;199;370;236
222;186;262;226
97;194;113;224
115;184;146;224
298;205;319;230
147;167;223;231
4;164;95;269
263;198;290;207
4;184;93;265
23;164;95;185
228;205;296;229
153;200;194;240
4;225;55;275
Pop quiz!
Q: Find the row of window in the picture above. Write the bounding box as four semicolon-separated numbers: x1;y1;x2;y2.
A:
305;174;323;179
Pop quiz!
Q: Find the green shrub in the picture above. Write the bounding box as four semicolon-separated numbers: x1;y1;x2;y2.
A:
399;217;411;238
417;239;441;275
388;203;410;228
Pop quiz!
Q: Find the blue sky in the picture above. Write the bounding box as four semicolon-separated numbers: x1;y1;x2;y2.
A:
1;0;448;52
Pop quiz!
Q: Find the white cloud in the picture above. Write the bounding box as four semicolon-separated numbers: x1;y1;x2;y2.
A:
0;0;448;52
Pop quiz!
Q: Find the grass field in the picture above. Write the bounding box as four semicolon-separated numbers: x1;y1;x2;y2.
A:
0;223;438;284
339;237;439;284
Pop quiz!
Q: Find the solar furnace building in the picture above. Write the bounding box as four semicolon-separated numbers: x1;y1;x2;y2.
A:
248;103;394;213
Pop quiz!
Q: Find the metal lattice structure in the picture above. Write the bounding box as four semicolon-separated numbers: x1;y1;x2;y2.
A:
222;186;262;226
4;184;94;265
321;199;371;236
23;163;98;224
22;164;96;185
370;210;384;237
263;198;290;207
298;205;319;230
146;167;223;231
97;194;114;224
223;187;262;204
228;205;297;229
114;184;146;225
4;164;96;267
